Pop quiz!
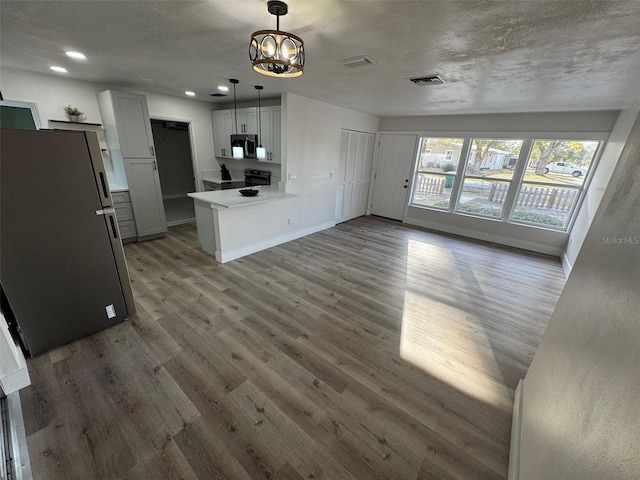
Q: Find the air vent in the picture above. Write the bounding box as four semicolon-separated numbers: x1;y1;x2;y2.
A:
409;74;445;85
209;93;228;97
339;56;375;67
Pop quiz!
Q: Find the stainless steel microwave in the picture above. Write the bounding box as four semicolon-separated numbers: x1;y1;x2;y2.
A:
230;134;258;159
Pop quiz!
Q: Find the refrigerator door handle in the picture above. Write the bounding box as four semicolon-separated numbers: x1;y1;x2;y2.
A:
96;207;116;216
98;172;109;199
108;214;119;239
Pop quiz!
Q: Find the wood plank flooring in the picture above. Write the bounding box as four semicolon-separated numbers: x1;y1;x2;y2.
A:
19;216;566;479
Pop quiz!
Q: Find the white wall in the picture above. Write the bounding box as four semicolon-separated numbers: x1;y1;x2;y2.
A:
378;111;619;256
562;107;640;273
518;111;640;480
0;67;217;189
282;93;380;229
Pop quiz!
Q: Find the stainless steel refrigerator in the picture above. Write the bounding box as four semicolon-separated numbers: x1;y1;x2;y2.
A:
1;128;136;356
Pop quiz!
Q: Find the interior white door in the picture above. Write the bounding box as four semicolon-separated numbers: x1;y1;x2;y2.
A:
371;134;417;220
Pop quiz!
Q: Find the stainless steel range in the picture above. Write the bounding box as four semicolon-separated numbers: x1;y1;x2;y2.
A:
244;169;271;187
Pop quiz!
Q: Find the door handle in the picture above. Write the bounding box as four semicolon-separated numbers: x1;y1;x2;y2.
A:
153;160;157;170
150;145;155;156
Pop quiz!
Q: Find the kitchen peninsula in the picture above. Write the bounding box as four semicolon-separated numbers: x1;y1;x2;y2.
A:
188;186;297;263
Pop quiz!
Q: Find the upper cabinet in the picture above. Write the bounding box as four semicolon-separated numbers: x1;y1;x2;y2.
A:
258;106;281;164
212;110;234;158
111;91;156;158
237;107;258;134
211;105;281;162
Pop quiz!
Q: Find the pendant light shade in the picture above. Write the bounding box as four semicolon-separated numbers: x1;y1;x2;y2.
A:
255;85;267;160
249;1;304;78
230;78;244;159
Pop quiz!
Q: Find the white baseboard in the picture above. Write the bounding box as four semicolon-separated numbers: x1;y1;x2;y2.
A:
562;252;573;278
404;217;564;257
508;378;524;480
218;221;336;263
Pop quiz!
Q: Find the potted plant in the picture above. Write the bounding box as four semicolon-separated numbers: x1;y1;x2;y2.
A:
442;162;456;188
64;105;84;122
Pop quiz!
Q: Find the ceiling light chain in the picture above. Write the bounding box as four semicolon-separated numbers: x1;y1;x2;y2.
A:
249;0;304;78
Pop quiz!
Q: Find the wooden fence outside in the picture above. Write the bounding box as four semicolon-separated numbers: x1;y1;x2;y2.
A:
488;183;577;211
414;175;445;195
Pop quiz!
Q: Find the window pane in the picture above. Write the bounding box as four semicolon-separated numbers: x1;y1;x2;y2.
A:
510;183;580;229
527;140;599;186
466;139;524;180
411;173;453;209
456;179;510;219
417;138;465;173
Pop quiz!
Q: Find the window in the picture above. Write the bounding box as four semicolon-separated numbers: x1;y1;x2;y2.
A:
411;138;465;210
409;135;602;232
456;139;524;219
509;140;599;229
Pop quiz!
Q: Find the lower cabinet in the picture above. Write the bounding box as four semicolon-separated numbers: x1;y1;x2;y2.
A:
111;191;137;241
123;158;167;238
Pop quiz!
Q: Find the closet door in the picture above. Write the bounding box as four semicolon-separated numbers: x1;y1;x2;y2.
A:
336;130;375;223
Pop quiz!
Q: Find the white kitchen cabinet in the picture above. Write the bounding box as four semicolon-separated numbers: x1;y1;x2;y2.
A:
335;129;375;223
257;106;281;164
111;190;137;242
236;107;258;134
212;110;234;157
212;106;281;162
98;89;167;239
123;158;167;237
111;91;156;158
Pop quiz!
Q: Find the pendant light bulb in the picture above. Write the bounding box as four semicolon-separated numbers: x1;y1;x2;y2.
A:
230;78;244;159
255;85;267;160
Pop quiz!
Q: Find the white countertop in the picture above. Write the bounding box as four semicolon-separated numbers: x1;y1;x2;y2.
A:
109;183;128;192
188;186;296;209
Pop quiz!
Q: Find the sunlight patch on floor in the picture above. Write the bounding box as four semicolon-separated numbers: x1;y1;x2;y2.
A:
399;290;511;409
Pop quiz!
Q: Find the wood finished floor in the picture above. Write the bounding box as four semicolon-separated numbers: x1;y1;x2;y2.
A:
20;216;566;480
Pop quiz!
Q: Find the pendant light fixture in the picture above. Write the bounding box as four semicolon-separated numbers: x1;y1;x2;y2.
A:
255;85;267;160
249;1;304;78
230;78;243;159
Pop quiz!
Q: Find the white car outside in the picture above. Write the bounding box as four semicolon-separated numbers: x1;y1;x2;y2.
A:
545;162;587;177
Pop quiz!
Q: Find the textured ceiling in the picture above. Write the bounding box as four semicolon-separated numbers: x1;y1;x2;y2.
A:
1;0;640;116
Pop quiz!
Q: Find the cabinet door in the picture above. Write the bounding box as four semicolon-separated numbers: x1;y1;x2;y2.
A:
240;107;258;134
257;107;272;162
112;91;155;158
124;158;167;237
212;111;227;157
270;107;281;163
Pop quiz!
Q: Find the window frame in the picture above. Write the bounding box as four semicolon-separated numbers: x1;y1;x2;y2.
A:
407;131;608;233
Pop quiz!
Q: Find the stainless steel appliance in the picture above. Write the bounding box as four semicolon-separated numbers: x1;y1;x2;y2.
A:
231;134;258;159
244;168;271;186
0;128;136;356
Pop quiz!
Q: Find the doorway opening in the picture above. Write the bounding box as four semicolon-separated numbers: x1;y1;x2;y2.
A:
150;119;196;226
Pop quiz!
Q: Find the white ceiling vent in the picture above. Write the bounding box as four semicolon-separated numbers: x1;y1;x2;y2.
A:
339;56;375;67
409;74;446;85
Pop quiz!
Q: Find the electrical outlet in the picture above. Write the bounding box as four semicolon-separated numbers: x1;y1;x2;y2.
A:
287;217;293;225
330;171;334;178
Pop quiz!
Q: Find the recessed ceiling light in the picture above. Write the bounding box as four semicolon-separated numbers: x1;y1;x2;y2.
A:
50;66;68;73
65;51;86;60
185;91;196;96
217;85;229;93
